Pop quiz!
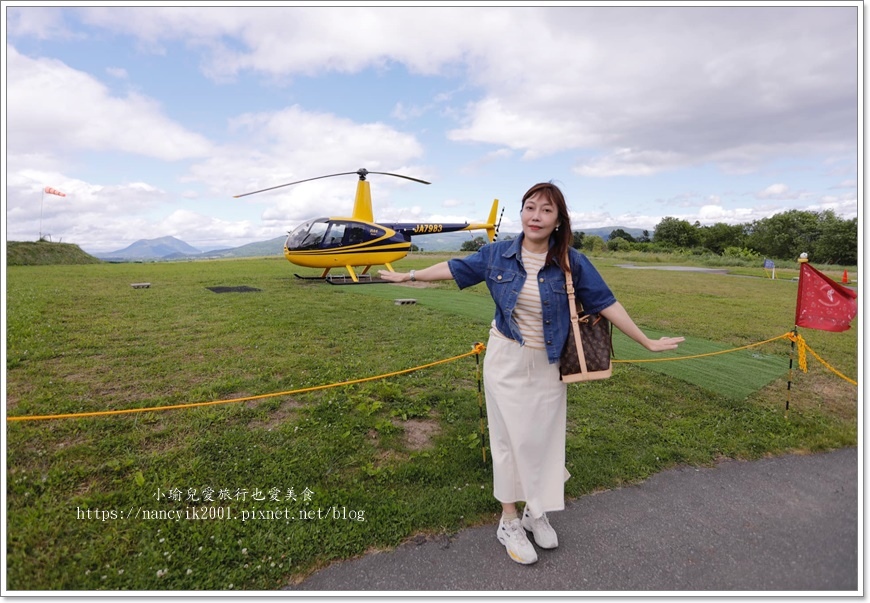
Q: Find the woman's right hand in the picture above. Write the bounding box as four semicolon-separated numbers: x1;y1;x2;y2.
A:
377;262;453;284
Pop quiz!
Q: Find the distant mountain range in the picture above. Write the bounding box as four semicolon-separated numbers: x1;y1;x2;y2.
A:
93;227;648;261
95;236;202;260
94;235;286;261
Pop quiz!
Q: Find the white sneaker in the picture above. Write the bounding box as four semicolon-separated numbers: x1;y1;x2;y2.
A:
522;507;558;549
496;516;538;564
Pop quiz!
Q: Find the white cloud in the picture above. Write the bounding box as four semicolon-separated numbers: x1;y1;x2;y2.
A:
106;67;128;79
6;44;213;161
4;6;858;251
186;105;428;224
71;6;855;170
451;7;856;174
449;97;595;159
758;183;792;199
696;205;757;224
807;196;859;220
6;7;74;40
17;7;855;178
569;210;659;231
573;148;691;178
459;147;515;175
77;6;483;79
157;210;266;248
4;171;172;247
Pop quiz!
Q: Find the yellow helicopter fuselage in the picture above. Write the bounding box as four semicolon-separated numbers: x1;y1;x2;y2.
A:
283;220;410;270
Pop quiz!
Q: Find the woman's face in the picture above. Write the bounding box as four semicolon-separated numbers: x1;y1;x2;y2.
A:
521;192;560;249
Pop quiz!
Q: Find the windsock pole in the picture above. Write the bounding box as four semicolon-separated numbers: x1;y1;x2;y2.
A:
39;189;45;241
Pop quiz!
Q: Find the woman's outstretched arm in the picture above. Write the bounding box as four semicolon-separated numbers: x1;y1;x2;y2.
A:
599;302;684;352
377;261;455;283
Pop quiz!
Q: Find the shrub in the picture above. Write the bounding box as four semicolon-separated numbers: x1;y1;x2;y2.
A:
723;246;762;260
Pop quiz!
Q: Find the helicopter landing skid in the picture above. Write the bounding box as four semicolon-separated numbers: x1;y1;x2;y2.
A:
293;273;388;284
325;274;388;285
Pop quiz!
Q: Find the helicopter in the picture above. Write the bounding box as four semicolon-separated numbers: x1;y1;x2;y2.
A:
234;168;501;283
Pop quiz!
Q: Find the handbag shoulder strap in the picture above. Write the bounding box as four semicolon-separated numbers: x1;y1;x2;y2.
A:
564;252;579;321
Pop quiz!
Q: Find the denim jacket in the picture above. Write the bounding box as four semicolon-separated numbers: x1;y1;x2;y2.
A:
448;234;616;365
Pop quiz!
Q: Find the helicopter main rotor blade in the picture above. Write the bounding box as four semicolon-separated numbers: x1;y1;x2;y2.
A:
364;171;431;185
233;171;361;198
233;168;430;198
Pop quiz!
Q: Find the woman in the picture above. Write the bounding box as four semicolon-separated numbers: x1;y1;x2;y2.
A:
378;182;684;565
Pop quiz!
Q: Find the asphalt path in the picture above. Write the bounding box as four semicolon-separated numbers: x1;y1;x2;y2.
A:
615;264;730;274
286;447;859;594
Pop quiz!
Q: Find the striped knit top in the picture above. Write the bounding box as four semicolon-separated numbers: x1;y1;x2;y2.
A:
513;248;548;350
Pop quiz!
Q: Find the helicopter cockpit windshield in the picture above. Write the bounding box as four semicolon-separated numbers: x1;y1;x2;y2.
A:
286;218;329;250
287;219;389;250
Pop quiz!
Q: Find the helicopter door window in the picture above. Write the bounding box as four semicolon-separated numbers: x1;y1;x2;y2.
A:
345;226;367;246
323;223;347;248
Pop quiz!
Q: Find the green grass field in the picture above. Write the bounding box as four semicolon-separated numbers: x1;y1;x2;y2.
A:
5;254;858;590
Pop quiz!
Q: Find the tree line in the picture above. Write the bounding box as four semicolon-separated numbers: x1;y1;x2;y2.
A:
460;208;857;266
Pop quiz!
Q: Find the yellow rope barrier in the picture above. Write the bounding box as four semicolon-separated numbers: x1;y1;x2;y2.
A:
612;332;793;363
7;329;856;423
610;329;856;387
7;343;487;423
787;332;857;386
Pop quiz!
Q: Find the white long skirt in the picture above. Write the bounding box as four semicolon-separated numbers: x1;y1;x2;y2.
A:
483;327;570;519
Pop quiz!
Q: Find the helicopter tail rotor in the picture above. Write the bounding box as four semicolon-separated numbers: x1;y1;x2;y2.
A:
233;168;430;198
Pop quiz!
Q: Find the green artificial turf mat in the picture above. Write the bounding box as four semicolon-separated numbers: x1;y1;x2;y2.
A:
345;285;789;400
611;330;789;400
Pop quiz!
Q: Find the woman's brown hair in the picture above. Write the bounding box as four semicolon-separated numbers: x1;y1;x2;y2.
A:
520;181;573;271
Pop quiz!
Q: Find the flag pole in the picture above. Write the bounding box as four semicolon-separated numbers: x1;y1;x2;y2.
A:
786;326;797;413
787;254;811;413
39;187;67;240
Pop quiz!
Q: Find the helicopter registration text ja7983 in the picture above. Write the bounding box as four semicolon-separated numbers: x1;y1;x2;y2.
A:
412;224;445;234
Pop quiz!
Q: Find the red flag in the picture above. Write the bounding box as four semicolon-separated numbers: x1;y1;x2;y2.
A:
795;262;858;332
43;186;66;197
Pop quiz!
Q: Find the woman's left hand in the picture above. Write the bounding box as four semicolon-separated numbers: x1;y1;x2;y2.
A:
644;336;685;352
600;303;685;353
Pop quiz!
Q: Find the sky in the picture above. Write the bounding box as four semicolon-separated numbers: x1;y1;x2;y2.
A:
2;2;862;254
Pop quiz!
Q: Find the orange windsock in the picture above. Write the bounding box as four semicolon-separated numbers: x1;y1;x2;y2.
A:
44;186;66;197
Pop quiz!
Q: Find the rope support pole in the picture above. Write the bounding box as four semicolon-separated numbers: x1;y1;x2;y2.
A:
475;342;488;465
786;327;797;411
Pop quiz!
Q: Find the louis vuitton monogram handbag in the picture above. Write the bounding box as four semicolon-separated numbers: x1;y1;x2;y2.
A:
559;256;613;382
